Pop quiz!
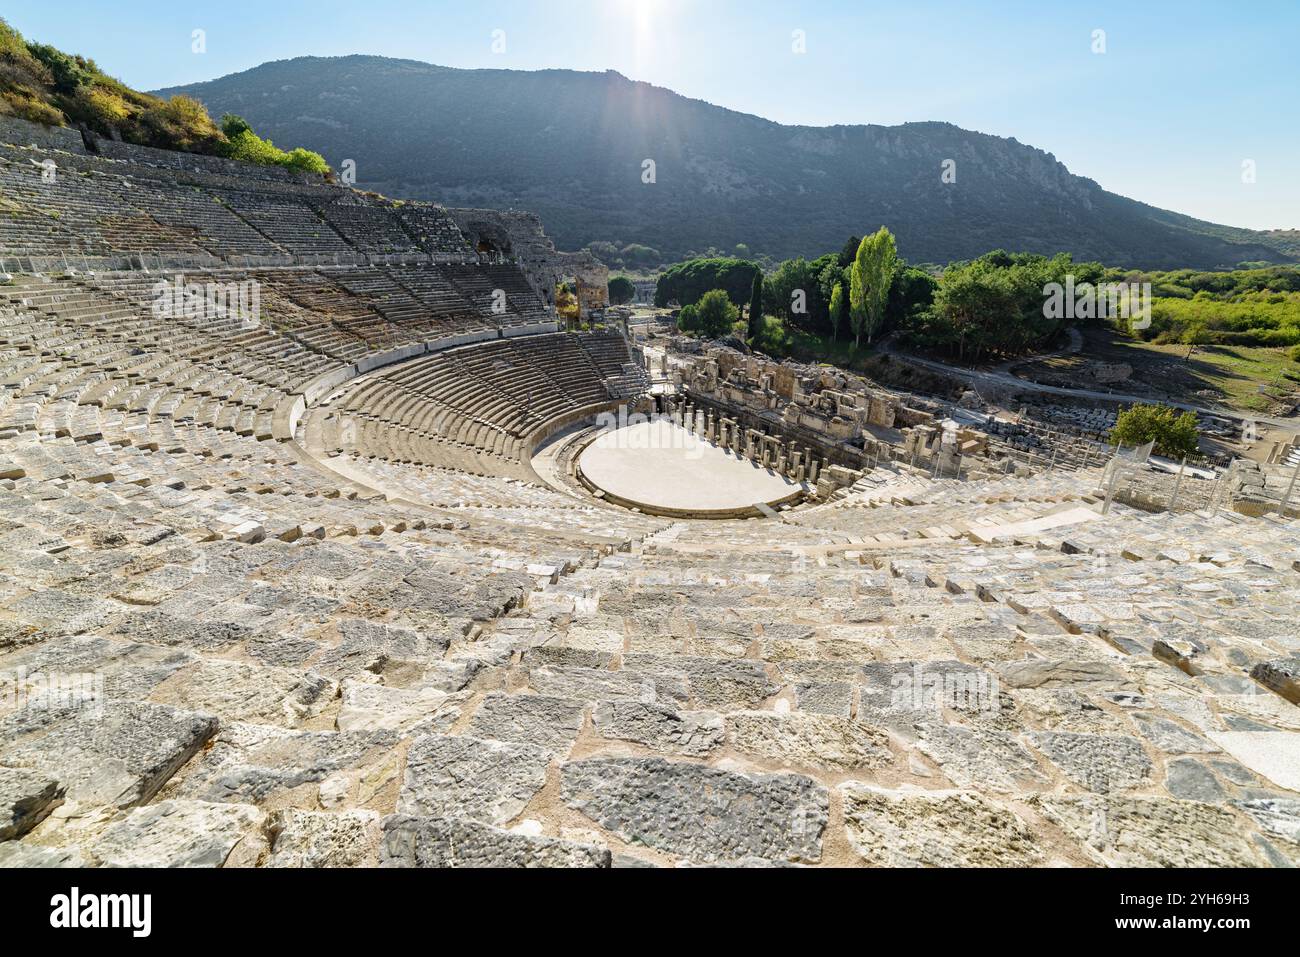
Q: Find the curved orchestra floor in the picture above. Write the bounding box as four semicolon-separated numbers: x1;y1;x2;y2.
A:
577;418;806;516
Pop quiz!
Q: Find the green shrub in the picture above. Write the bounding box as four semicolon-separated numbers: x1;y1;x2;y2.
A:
751;314;793;356
25;43;91;95
693;289;739;338
282;147;329;176
220;116;329;175
135;94;224;152
677;303;700;334
1110;404;1200;459
0;89;65;125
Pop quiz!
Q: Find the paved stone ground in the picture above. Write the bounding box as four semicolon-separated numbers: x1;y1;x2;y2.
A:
2;457;1298;866
1;236;1298;868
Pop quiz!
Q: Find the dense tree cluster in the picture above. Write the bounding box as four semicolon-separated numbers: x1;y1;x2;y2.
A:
587;241;662;271
747;231;935;347
905;250;1080;361
660;235;1300;369
654;258;760;309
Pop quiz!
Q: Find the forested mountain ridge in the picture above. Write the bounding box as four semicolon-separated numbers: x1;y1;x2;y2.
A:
159;55;1294;269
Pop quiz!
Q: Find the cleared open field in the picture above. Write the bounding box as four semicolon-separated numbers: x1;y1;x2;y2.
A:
1018;327;1300;415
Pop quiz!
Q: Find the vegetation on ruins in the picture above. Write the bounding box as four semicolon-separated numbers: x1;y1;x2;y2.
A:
555;282;581;323
678;289;739;339
607;276;635;305
850;228;900;347
654;258;760;309
219;114;330;176
1109;404;1201;459
0;18;328;173
750;313;794;356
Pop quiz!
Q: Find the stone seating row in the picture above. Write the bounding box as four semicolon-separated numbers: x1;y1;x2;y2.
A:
0;136;478;266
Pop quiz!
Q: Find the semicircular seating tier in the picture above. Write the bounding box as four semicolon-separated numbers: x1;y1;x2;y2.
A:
1;117;1299;869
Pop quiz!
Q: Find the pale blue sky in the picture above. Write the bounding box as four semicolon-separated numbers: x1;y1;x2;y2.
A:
6;0;1297;230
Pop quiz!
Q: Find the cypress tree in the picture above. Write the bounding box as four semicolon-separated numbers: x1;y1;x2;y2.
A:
748;270;764;342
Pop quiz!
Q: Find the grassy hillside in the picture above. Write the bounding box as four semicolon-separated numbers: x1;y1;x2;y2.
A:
0;17;326;174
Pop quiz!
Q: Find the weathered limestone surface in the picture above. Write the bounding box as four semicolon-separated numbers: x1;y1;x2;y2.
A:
1028;732;1153;793
0;701;217;808
89;800;266;867
466;693;585;750
0;766;64;840
841;784;1044;867
337;681;468;734
1129;713;1220;754
916;724;1049;793
1233;798;1300;845
161;723;402;808
726;711;893;771
398;735;551;825
1035;796;1269;867
0;842;86;867
793;681;854;718
266;809;382;867
380;815;611;868
995;659;1126;689
560;757;828;864
149;660;335;728
591;700;724;756
528;666;659;704
1250;658;1300;705
1209;731;1300;792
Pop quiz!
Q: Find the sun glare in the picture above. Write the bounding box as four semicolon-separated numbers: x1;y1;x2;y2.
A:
630;0;658;33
